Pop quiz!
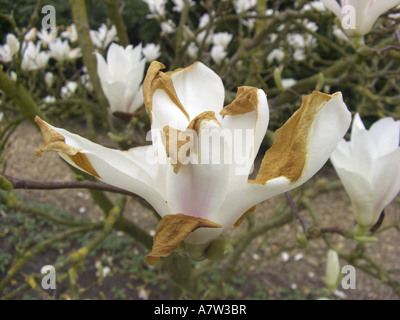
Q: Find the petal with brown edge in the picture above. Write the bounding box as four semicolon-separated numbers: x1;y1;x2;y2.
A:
145;213;222;265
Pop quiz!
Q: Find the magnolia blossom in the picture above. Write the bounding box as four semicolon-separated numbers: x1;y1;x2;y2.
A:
24;27;37;41
49;39;82;61
212;32;233;50
267;48;285;64
143;0;167;18
35;61;351;265
172;0;195;12
142;43;161;62
0;34;19;63
321;0;400;37
95;43;146;115
21;41;49;71
160;20;176;34
60;81;78;99
235;0;257;13
281;78;297;89
37;28;58;47
210;45;227;64
90;24;118;50
330;114;400;229
61;24;78;43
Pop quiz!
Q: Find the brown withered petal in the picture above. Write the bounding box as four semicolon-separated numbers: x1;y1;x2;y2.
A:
220;86;258;116
145;214;221;265
234;206;256;228
251;91;334;184
35;116;100;179
142;61;190;123
162;126;196;174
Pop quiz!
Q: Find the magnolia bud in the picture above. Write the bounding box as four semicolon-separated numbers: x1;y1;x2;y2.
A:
325;249;340;291
204;238;233;261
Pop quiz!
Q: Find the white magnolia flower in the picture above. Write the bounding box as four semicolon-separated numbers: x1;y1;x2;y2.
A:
210;45;227;64
325;249;340;289
21;41;50;71
282;78;297;89
24;27;37;42
186;42;199;58
37;28;58;47
60;81;78;99
142;43;161;62
235;0;257;13
35;61;351;265
0;45;13;63
49;38;82;61
330;114;400;229
90;24;118;50
321;0;400;37
0;34;19;63
143;0;167;18
172;0;195;12
6;34;19;56
160;20;176;34
95;43;146;115
212;32;233;50
61;24;78;43
267;48;285;64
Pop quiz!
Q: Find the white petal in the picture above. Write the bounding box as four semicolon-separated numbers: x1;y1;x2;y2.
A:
42;121;169;215
170;62;225;122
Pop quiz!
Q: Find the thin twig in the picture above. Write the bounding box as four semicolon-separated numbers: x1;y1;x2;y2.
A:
3;174;138;197
285;192;307;234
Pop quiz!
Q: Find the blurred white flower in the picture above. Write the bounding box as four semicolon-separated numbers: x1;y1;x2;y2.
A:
186;42;198;58
330;114;400;230
43;95;56;104
172;0;195;12
302;1;326;12
144;0;167;18
321;0;400;37
90;24;118;50
61;24;78;43
24;27;37;41
49;38;82;61
37;28;58;47
160;19;176;34
333;25;349;41
0;34;19;63
95;43;146;114
21;41;50;71
9;71;17;81
210;45;227;64
0;45;13;63
142;43;161;62
80;73;93;92
325;249;340;290
212;32;233;50
60;81;78;99
45;72;54;88
235;0;257;13
281;78;297;89
6;34;19;56
267;48;285;64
